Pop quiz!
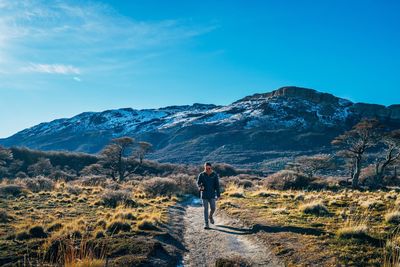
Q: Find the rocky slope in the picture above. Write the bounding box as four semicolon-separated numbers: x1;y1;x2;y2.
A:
2;86;400;169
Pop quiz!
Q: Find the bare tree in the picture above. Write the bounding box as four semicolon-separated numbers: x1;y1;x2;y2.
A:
27;158;53;177
288;154;333;178
99;136;140;181
373;130;400;186
136;141;153;164
332;119;382;188
0;146;13;178
0;146;12;165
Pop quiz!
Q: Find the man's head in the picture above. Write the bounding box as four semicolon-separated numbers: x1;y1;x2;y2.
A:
204;162;212;175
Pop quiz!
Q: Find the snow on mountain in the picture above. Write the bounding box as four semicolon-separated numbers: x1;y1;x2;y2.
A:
14;87;355;139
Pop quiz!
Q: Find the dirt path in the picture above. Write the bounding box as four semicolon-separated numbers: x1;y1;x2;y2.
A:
177;197;282;267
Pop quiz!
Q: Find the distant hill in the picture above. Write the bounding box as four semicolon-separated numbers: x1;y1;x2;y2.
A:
2;86;400;170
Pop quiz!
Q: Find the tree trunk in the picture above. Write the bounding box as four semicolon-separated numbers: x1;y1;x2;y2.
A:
352;156;361;189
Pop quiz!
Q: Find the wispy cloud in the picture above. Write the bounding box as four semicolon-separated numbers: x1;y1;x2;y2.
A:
22;63;80;75
0;0;217;81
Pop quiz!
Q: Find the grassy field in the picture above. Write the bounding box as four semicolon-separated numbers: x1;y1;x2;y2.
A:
221;182;400;266
0;177;186;266
2;175;400;266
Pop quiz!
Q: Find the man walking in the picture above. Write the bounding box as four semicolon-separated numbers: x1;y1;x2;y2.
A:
197;162;221;229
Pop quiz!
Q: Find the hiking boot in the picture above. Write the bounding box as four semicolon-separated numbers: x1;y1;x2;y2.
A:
204;224;210;229
209;216;214;224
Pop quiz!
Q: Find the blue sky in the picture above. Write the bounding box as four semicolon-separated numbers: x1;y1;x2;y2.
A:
0;0;399;138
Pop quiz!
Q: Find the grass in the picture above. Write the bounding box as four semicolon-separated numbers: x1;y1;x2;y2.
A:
337;225;369;239
217;186;393;266
223;182;246;198
0;177;179;266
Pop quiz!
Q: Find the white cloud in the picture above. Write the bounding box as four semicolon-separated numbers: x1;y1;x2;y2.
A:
0;0;217;78
73;76;81;82
22;63;80;75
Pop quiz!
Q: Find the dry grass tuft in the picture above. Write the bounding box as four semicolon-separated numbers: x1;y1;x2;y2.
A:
299;201;329;216
337;224;369;239
106;220;131;235
224;182;245;198
385;211;400;224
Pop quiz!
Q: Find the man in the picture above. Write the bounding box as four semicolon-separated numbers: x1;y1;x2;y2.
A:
197;162;221;229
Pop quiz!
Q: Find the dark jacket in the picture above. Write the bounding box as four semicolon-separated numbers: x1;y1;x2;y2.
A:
197;171;221;199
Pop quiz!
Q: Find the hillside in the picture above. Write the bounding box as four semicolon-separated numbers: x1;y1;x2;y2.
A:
2;86;400;169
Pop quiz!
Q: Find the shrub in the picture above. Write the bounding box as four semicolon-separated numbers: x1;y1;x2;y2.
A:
51;170;76;181
101;190;132;208
385;211;400;224
170;174;198;195
16;231;31;240
359;165;376;186
66;184;82;195
300;201;329;216
29;225;48;238
15;171;28;178
213;163;238;177
79;176;107;187
141;177;179;197
238;179;254;188
263;170;312;190
95;231;105;239
215;255;252;267
0;209;9;223
23;177;55;192
0;184;24;198
106;221;131;234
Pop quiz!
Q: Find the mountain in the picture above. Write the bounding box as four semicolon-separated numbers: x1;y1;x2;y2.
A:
2;86;400;170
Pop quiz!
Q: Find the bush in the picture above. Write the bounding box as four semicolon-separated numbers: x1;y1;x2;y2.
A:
51;170;76;181
215;255;252;267
170;174;198;195
359;165;376;186
23;176;55;192
0;209;9;223
263;170;313;190
16;231;31;240
300;201;329;216
29;225;48;238
141;177;179;197
101;190;132;208
66;184;82;195
238;179;254;189
106;221;131;234
95;231;105;238
0;184;24;198
15;171;28;178
213;163;238;177
79;176;107;187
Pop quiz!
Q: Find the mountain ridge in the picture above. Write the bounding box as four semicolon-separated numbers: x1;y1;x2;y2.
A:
2;86;400;169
